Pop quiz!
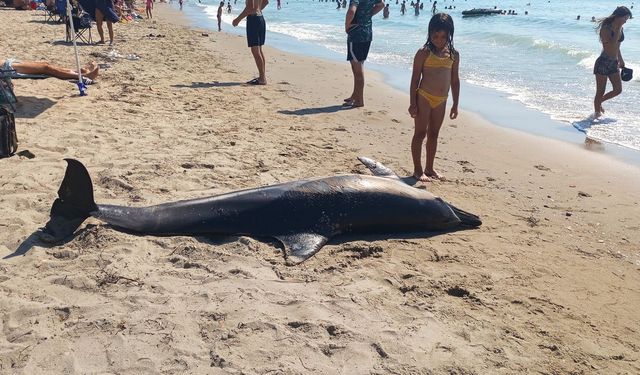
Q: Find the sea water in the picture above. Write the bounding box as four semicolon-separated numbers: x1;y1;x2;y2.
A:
181;0;639;153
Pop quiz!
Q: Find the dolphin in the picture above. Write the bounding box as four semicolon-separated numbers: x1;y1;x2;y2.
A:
39;158;481;264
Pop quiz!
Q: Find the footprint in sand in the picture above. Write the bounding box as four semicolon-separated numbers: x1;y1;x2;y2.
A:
534;164;551;171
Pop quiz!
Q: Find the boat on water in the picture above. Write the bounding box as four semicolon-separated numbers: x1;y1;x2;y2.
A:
462;8;503;17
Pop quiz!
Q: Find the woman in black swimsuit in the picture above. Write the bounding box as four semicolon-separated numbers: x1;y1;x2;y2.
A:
593;6;631;118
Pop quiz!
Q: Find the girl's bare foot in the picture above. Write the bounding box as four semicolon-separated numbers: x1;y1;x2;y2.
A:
413;170;431;182
425;169;444;180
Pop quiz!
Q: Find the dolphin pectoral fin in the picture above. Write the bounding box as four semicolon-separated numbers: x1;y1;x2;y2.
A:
275;233;329;265
357;157;401;181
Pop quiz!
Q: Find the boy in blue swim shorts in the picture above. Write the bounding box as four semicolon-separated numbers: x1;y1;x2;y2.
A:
233;0;269;85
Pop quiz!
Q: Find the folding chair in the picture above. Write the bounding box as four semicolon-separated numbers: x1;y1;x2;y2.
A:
43;0;55;22
65;12;93;44
0;69;17;113
44;1;62;23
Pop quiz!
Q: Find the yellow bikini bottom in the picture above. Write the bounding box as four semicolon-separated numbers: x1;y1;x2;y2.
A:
417;88;447;108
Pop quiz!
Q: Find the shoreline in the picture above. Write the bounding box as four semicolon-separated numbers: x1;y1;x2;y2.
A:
1;4;640;374
179;1;640;166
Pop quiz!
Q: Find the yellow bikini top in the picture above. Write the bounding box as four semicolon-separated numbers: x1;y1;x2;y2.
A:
423;51;454;69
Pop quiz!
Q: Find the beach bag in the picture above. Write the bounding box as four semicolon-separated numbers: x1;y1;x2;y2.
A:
0;108;18;158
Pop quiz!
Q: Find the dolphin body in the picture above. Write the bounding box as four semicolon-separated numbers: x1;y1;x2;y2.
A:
41;158;481;264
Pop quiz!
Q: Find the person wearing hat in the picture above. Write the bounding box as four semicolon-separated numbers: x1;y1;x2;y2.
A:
593;6;632;118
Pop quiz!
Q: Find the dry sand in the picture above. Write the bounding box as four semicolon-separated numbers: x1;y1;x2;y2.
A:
1;5;639;374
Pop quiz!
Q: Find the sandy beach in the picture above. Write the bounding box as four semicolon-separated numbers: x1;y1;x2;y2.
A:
1;4;640;374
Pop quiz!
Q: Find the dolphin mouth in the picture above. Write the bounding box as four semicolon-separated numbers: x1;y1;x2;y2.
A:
449;204;482;227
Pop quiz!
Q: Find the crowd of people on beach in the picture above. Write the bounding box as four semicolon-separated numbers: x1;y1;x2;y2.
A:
1;0;633;181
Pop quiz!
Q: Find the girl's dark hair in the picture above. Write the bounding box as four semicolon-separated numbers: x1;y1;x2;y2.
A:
596;6;632;41
425;13;456;58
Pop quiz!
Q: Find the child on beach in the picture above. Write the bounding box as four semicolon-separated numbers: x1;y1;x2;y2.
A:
146;0;153;18
408;13;459;181
217;1;224;31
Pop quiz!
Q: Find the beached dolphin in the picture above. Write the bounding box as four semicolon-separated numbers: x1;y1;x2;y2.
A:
39;158;481;264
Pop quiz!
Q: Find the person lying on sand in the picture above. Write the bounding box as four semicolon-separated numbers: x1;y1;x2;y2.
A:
1;59;100;82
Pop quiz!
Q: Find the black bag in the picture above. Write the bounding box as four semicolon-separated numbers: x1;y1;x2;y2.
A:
0;108;18;158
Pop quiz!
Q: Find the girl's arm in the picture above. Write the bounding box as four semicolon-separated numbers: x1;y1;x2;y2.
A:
449;51;460;119
618;28;624;68
408;48;427;118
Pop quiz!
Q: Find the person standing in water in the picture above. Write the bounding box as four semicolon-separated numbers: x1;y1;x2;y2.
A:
408;13;459;181
593;6;632;118
233;0;269;85
217;1;224;31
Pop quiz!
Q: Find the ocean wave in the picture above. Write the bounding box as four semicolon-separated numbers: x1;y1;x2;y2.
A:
464;72;594;124
267;22;342;42
577;55;598;70
367;51;412;65
532;38;592;58
469;31;593;60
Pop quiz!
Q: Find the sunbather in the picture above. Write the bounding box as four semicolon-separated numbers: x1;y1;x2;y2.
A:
1;59;99;81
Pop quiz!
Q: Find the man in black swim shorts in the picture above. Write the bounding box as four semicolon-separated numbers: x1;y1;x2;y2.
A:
233;0;269;85
344;0;385;107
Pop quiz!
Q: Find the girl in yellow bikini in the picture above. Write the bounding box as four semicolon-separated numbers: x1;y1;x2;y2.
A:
408;13;459;182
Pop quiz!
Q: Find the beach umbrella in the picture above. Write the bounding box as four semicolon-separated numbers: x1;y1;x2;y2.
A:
65;0;87;96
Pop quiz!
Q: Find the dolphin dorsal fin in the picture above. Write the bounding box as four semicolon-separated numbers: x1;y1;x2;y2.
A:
357;157;401;181
275;232;329;265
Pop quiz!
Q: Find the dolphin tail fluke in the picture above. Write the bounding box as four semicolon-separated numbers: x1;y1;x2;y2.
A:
449;204;482;227
39;159;98;243
357;156;401;181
